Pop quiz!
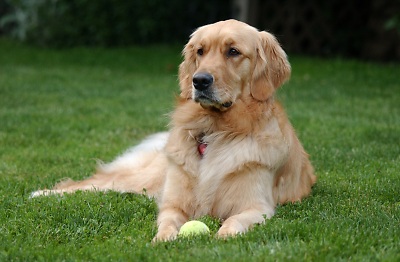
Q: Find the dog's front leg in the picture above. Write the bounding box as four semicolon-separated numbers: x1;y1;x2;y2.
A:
215;166;277;238
217;205;275;238
153;207;188;242
153;164;195;242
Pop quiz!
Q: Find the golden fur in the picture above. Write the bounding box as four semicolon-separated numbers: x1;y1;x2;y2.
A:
32;20;316;241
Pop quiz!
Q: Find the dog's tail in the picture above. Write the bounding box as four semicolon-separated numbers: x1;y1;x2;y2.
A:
30;132;169;199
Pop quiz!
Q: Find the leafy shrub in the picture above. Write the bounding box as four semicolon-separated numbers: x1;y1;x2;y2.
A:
1;0;231;47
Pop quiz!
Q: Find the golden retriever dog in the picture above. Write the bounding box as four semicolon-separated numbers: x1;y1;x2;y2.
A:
32;19;316;241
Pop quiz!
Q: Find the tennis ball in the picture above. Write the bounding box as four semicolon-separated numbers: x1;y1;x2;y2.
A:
178;221;210;237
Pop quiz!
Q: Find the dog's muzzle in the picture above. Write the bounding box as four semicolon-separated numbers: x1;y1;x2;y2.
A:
192;72;232;110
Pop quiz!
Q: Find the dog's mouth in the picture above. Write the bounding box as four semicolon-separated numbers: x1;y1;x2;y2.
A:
194;92;233;111
195;95;232;111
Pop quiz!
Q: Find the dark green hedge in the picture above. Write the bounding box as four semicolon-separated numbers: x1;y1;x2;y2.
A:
2;0;231;47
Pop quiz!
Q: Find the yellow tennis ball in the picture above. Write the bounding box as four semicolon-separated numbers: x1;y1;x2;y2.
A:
178;221;210;237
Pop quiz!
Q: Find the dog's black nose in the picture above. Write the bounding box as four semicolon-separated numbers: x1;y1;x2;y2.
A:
193;73;213;91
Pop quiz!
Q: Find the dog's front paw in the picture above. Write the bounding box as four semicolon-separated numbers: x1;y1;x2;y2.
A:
152;226;178;242
217;226;240;239
217;219;246;238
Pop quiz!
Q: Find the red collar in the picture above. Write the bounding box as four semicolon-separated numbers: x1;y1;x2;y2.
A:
196;133;207;156
198;142;207;156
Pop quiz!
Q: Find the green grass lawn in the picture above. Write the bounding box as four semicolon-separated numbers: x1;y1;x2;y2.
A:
0;38;399;261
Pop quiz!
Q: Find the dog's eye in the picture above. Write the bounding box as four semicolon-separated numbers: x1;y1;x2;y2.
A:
228;48;240;57
197;48;204;56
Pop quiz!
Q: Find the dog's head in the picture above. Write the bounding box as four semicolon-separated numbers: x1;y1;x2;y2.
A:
179;19;291;111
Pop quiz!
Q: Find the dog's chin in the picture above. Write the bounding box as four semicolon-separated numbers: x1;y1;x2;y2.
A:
195;97;233;111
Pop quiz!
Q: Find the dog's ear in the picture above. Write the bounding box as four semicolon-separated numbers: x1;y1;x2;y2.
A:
251;31;291;101
179;43;197;99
